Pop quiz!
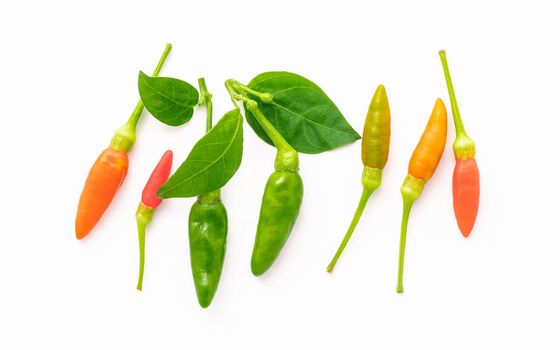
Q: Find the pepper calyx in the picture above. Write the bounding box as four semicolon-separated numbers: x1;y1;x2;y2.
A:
275;148;299;172
198;190;221;205
110;123;136;153
362;167;382;194
453;134;476;159
136;202;155;227
401;175;425;203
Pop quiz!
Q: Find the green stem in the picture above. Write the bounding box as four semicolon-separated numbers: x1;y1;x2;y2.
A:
396;198;414;293
225;79;250;105
439;50;467;138
231;80;273;103
327;188;372;272
245;100;299;172
326;167;382;272
136;203;155;291
111;43;172;152
244;100;294;153
396;175;425;293
152;43;173;76
439;50;476;159
198;78;213;133
226;79;298;171
197;78;221;203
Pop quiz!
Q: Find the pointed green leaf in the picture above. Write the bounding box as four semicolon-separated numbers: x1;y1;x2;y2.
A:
138;71;199;126
158;109;243;198
244;72;360;154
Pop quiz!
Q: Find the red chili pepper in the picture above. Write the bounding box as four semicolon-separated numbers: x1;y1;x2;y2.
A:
74;44;172;240
136;150;173;291
439;50;480;237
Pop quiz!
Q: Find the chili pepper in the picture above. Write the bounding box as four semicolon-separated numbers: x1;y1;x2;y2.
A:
439;50;480;237
396;99;447;293
244;100;304;276
327;85;391;272
189;78;228;308
75;44;172;240
136;150;173;291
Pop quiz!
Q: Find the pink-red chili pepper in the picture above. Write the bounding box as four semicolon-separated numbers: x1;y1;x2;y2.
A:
74;44;172;240
439;50;480;237
136;150;173;291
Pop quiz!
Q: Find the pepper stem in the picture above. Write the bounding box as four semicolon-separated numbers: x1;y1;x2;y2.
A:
197;78;221;203
327;167;382;272
246;100;299;172
111;43;173;153
439;50;467;137
396;175;425;293
396;198;414;293
244;100;294;153
225;79;245;106
439;50;476;159
231;81;274;103
136;203;155;291
226;79;298;171
198;78;213;133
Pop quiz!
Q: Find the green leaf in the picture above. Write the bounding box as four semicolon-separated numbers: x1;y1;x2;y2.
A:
138;71;199;126
244;72;360;154
158;109;243;198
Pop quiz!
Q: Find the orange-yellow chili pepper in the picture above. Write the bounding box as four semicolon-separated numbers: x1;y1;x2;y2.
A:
75;44;172;240
439;50;480;237
396;99;447;293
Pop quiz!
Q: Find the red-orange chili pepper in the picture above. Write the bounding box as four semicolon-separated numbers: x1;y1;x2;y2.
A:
439;50;480;237
75;44;172;240
396;99;447;293
136;150;173;291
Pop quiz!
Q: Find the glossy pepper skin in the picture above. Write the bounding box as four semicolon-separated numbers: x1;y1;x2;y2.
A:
326;85;390;272
396;99;447;293
362;85;391;169
244;100;304;276
408;99;448;181
74;44;172;240
439;50;480;237
189;191;228;308
251;169;304;276
452;158;479;235
76;148;128;239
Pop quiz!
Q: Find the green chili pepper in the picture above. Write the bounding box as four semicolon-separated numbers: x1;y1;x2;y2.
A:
327;85;391;272
251;168;303;276
244;99;304;276
188;78;228;308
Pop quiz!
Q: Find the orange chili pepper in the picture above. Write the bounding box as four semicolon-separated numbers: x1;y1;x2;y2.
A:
75;44;172;240
439;50;480;237
408;99;448;181
396;99;447;293
76;148;129;239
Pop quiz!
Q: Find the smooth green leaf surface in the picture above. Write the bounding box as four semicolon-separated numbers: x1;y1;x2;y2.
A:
138;71;199;126
158;109;243;198
244;72;360;154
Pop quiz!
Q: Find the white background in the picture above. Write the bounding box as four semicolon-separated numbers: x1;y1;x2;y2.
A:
1;1;558;349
